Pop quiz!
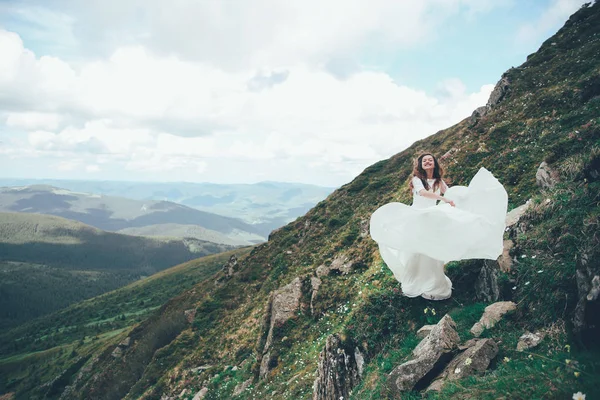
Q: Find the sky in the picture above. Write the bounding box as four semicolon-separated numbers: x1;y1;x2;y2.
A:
0;0;590;187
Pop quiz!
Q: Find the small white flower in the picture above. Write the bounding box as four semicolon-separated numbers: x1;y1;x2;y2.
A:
572;392;586;400
464;357;472;366
531;255;537;259
454;367;461;374
525;281;530;285
521;254;527;258
512;286;517;290
538;270;544;273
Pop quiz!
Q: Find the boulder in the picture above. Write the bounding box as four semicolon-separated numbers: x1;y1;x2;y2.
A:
184;309;197;324
487;76;510;108
330;253;354;275
233;378;253;396
505;203;530;228
426;338;498;392
498;240;515;272
416;325;436;339
192;388;208;400
312;334;362;400
388;315;460;393
516;331;545;351
536;162;559;189
471;301;517;337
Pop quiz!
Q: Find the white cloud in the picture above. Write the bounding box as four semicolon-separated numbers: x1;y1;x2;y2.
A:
516;0;589;44
0;0;504;185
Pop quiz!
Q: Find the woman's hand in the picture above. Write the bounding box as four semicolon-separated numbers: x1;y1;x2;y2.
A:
444;198;455;207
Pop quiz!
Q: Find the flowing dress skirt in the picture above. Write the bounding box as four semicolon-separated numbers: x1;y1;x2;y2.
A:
369;167;508;300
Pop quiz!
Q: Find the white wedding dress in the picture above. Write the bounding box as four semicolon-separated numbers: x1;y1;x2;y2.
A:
369;167;508;300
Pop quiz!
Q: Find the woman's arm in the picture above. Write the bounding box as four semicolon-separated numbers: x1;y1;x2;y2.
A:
418;189;455;207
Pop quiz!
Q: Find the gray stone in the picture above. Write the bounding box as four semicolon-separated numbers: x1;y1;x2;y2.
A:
416;325;436;339
487;76;510;108
310;276;322;316
471;301;517;337
312;334;362;400
426;338;498;392
184;309;196;324
517;331;545;351
388;315;460;392
498;240;515;273
506;202;531;228
475;260;500;302
119;337;131;347
315;264;329;277
233;378;253;396
330;253;354;275
192;388;208;400
536;162;559;189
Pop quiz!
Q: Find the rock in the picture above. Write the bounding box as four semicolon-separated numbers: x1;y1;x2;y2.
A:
258;277;306;378
232;366;238;371
487;76;510;108
416;325;436;339
330;253;354;275
505;202;531;228
119;337;131;347
470;301;517;337
355;347;365;377
312;334;362;400
536;162;559;189
360;219;369;238
475;260;500;302
426;338;498;392
573;252;600;340
583;154;600;182
388;315;460;392
315;265;329;278
470;106;489;123
223;255;239;277
178;389;187;398
233;378;253;396
310;276;322;316
192;388;208;400
516;331;545;351
184;309;197;324
588;275;600;301
190;365;212;373
111;346;123;358
498;240;515;272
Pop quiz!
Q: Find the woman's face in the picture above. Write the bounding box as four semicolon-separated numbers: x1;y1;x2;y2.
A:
421;155;435;171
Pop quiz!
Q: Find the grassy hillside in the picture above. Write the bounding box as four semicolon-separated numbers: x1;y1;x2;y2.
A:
0;212;236;329
0;247;252;399
117;223;249;246
1;3;600;400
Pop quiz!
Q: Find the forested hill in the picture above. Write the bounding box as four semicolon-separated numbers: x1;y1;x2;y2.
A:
1;2;600;400
0;212;237;329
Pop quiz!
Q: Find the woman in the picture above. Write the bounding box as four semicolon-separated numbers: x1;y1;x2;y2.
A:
369;153;508;300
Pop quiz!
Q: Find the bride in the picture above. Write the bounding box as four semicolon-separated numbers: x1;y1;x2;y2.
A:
369;153;508;300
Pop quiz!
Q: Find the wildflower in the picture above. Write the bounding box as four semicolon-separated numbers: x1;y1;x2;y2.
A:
424;308;429;314
464;357;472;366
454;367;461;374
538;270;544;273
512;286;517;290
566;359;571;365
531;255;537;259
503;357;511;363
574;371;581;377
528;354;533;359
431;309;436;316
572;392;586;400
525;281;530;285
521;254;527;258
565;344;571;352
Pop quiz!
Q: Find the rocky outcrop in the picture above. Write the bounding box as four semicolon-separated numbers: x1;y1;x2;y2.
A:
417;324;436;339
516;331;545;351
475;260;500;302
471;301;517;337
184;309;196;324
315;254;354;277
388;315;460;392
192;387;208;400
498;239;515;272
470;75;510;123
536;162;559;189
506;202;530;228
233;378;253;396
427;338;498;392
573;251;600;340
258;277;309;379
312;334;363;400
111;336;132;358
310;276;322;316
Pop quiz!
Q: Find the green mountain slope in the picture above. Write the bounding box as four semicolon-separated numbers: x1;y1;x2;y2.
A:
2;3;600;400
0;247;251;399
0;212;236;329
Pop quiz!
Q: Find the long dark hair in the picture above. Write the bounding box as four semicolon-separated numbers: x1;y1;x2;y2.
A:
408;153;444;193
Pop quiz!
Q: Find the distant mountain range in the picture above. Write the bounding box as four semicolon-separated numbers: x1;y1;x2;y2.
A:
0;211;238;330
0;185;266;245
0;179;335;231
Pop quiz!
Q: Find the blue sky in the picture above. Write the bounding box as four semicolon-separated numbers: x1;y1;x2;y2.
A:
0;0;590;186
